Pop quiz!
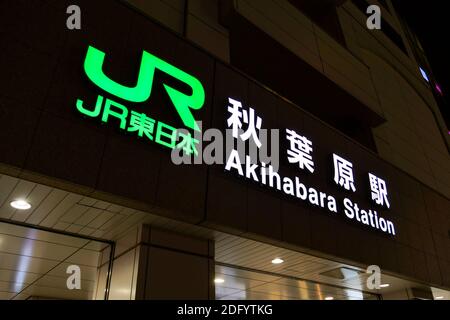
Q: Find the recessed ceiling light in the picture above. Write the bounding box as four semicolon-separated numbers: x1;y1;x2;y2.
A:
214;278;225;284
435;296;444;300
10;200;31;210
325;296;334;300
271;258;284;264
379;284;390;288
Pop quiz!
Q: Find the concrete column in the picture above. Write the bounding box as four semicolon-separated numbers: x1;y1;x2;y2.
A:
135;225;215;300
99;224;215;300
95;226;141;300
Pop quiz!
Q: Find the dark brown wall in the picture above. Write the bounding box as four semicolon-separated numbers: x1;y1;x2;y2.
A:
228;14;382;151
1;0;449;289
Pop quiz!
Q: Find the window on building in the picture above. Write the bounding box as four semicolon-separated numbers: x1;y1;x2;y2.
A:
288;0;346;46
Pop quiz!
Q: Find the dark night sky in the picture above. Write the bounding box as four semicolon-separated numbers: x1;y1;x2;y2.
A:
393;0;449;123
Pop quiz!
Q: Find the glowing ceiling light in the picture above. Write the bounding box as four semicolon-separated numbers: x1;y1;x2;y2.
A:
325;296;334;300
214;278;225;284
10;200;31;210
271;258;284;264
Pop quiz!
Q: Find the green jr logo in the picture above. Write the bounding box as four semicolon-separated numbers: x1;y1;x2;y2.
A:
83;45;205;131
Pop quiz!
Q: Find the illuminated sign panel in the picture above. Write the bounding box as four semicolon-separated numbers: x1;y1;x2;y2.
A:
75;45;395;236
83;45;205;131
224;97;395;236
76;45;205;155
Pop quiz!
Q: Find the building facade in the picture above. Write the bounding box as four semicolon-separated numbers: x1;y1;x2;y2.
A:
0;0;449;300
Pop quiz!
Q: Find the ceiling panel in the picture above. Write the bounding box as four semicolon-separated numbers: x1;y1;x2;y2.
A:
25;189;68;225
215;286;242;299
0;175;19;208
59;204;89;224
284;260;330;274
431;287;450;300
47;263;99;281
0;234;79;261
33;275;96;291
107;204;125;214
65;249;101;267
18;285;95;300
0;252;59;274
92;201;110;210
40;193;84;228
74;207;103;227
87;211;116;230
0;270;40;285
215;274;268;291
0;292;15;300
102;211;148;239
0;220;109;300
78;227;96;236
65;224;83;234
224;291;286;300
83;241;109;252
218;265;281;283
11;184;52;222
78;197;96;207
0;222;88;248
98;214;129;232
53;222;71;230
0;174;160;239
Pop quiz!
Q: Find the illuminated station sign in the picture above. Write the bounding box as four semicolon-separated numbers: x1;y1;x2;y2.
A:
75;45;396;237
224;97;395;236
76;45;203;155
